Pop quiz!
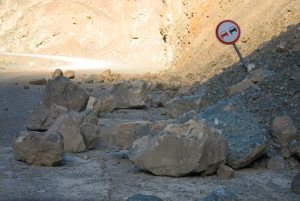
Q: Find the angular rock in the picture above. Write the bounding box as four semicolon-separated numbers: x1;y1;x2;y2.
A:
42;76;89;111
100;120;172;149
217;165;235;179
292;172;300;195
27;76;89;130
80;123;100;149
48;112;86;153
109;81;148;109
202;188;240;201
129;119;229;177
271;116;297;147
267;155;286;170
165;95;210;118
200;97;266;169
29;78;47;85
12;130;64;166
86;96;116;115
225;79;258;95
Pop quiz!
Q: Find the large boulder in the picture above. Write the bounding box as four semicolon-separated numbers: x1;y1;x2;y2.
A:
129;119;229;177
164;95;210;118
12;130;64;166
271;116;297;147
27;76;89;130
108;81;148;109
48;112;86;153
100;120;172;149
200;97;266;169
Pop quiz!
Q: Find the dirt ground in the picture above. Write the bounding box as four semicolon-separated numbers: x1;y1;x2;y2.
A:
0;58;300;201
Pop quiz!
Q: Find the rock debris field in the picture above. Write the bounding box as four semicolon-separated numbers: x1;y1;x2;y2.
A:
0;22;299;201
0;46;300;201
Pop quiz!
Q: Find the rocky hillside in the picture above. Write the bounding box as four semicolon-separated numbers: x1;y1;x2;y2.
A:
1;0;299;75
0;0;164;71
160;0;300;73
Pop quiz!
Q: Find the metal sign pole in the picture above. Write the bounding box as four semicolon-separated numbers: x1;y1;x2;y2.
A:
233;43;247;71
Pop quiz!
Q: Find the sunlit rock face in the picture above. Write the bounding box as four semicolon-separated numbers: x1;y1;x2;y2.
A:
0;0;299;73
0;0;165;71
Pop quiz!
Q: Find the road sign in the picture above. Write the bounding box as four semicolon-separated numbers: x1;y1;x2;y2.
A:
216;20;247;71
216;20;241;45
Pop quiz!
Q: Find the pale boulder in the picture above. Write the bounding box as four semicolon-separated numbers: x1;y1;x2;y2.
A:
12;130;64;166
48;112;86;153
129;119;229;177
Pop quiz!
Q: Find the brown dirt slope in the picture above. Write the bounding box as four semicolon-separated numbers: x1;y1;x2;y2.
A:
0;0;164;70
160;0;300;74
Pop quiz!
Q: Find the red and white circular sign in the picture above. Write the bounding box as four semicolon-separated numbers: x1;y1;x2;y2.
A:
216;20;241;45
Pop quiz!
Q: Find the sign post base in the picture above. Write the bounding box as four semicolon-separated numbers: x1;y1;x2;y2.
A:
233;43;247;71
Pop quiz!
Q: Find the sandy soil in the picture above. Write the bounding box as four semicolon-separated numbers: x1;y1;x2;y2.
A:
0;58;300;201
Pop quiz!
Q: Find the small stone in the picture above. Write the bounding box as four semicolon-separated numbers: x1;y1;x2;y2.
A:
52;69;63;79
247;63;256;72
291;172;300;194
64;70;75;79
267;155;286;170
217;165;235;179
